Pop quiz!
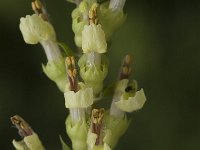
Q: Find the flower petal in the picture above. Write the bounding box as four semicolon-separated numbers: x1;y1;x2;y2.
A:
82;24;107;53
64;88;93;108
24;133;44;150
12;139;27;150
87;130;98;149
115;88;146;112
19;14;55;44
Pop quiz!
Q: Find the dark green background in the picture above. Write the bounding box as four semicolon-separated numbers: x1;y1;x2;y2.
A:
0;0;200;149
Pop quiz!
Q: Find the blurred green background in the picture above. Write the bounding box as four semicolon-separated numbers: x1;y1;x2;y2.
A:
0;0;200;149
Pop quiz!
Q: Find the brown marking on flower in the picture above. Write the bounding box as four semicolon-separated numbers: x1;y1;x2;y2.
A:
91;108;105;145
11;115;33;137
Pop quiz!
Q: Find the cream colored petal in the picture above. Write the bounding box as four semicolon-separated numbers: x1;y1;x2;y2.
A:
19;14;55;44
12;139;28;150
20;16;39;44
64;88;93;108
24;133;44;150
87;130;98;149
12;133;44;150
103;129;112;144
115;79;129;93
82;24;107;53
115;89;146;112
103;143;111;150
91;144;111;150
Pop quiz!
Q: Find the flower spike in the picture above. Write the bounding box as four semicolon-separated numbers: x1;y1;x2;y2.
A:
14;0;148;149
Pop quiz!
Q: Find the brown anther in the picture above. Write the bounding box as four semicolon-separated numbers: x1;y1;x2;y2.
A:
89;10;94;20
35;0;42;9
128;68;132;75
11;115;33;137
66;57;72;66
31;2;37;11
122;67;129;75
73;69;77;77
119;54;133;80
31;0;48;21
66;56;78;92
71;56;76;66
92;108;105;124
125;54;133;64
89;3;99;25
91;108;105;146
11;115;28;127
67;70;74;78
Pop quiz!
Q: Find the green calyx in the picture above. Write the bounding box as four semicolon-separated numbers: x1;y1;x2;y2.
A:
104;113;130;149
98;2;126;40
72;0;91;47
65;115;88;150
42;57;67;92
78;54;108;95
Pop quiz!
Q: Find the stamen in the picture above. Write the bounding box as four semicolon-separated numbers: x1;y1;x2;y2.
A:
119;54;133;79
89;4;99;25
31;0;48;21
91;108;105;146
11;115;33;137
65;56;78;92
31;2;37;12
71;56;76;66
35;0;42;9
